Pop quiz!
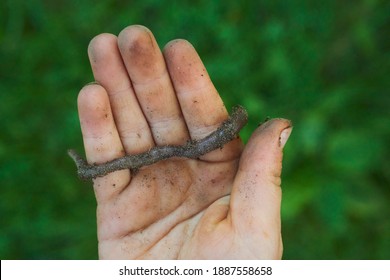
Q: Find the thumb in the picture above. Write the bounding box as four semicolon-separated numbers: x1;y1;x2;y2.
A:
229;118;292;255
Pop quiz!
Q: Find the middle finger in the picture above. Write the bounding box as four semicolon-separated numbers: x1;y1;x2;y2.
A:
118;25;189;146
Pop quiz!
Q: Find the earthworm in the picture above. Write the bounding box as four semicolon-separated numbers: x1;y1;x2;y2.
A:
68;105;248;180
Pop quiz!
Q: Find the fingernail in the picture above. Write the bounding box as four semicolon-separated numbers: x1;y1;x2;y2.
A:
279;127;292;148
86;81;100;86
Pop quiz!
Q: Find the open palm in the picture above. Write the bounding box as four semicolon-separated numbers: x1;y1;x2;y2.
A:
76;25;291;259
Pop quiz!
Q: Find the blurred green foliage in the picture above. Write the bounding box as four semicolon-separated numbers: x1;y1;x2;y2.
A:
1;0;389;259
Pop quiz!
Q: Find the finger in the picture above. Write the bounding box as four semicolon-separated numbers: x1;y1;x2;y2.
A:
163;40;243;161
78;84;130;201
230;119;292;254
118;25;189;145
88;33;154;154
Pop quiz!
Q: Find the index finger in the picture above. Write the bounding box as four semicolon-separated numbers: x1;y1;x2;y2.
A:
163;40;243;162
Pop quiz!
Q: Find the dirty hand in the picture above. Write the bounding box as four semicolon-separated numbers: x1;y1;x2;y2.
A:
76;25;292;259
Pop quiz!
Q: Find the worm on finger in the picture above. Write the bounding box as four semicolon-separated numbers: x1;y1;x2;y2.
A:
68;105;248;180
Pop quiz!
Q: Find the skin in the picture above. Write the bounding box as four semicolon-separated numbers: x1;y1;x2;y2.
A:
68;105;248;180
76;25;292;259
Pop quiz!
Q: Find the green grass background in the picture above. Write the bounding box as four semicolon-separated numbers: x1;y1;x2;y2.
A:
1;0;389;259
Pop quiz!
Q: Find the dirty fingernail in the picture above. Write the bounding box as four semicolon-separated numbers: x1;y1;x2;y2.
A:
86;81;100;86
279;127;293;148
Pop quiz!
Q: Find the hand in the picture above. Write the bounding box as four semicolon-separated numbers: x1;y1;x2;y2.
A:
76;25;292;259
